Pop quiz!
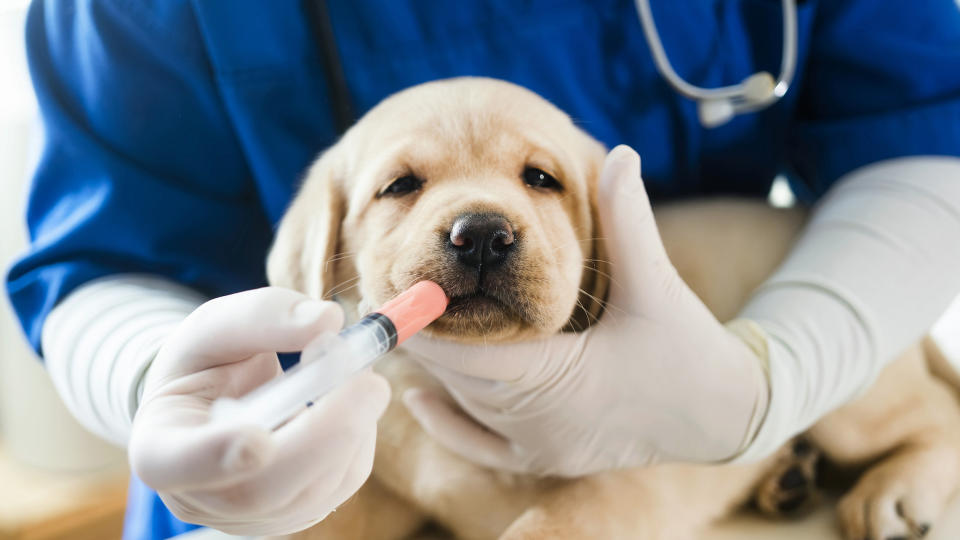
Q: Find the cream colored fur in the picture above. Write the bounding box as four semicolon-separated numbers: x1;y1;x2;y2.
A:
269;78;960;540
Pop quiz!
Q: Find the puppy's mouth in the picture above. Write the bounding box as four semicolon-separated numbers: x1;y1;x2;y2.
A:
402;269;534;340
446;289;510;316
443;273;525;316
432;288;526;339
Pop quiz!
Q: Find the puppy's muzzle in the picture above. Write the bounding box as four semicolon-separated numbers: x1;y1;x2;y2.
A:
447;213;516;271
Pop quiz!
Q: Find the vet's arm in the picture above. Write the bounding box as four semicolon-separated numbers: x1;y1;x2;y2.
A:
41;275;205;445
733;156;960;462
45;276;391;535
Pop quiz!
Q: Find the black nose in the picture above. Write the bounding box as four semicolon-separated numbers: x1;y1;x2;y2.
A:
448;213;516;270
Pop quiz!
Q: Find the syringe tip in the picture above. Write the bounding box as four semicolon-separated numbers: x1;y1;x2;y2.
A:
377;281;448;345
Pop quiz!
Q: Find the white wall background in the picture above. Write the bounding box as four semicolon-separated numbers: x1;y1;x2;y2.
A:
0;0;124;471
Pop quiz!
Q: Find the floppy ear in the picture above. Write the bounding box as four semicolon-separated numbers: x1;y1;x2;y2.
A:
564;140;610;332
267;147;347;300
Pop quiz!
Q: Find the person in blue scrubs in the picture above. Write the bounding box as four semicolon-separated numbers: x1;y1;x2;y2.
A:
7;1;960;538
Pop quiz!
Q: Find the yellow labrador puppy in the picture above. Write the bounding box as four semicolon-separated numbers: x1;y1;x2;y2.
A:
267;77;960;540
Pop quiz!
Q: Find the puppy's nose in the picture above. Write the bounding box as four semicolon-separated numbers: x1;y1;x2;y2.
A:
448;213;515;270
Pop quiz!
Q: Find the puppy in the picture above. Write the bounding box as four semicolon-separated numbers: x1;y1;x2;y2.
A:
268;77;960;540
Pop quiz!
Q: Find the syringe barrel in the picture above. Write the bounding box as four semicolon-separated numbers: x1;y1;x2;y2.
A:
210;312;397;430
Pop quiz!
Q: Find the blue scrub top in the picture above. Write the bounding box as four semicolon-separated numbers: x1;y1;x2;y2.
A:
8;1;960;538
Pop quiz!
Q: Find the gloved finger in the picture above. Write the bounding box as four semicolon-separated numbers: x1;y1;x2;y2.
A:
166;287;344;373
219;352;285;399
313;427;378;513
130;413;274;492
405;332;577;382
415;361;548;417
403;388;529;473
208;371;389;512
271;428;380;536
203;426;375;538
202;430;379;536
157;493;290;537
596;145;674;313
267;370;387;493
414;359;503;400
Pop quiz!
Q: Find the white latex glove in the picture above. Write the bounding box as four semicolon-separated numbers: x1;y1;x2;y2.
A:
128;287;390;536
403;145;770;477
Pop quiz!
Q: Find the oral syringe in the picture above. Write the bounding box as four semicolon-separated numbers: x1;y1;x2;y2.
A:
210;281;448;430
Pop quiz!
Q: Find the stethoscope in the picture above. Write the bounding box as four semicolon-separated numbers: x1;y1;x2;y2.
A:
634;0;798;128
309;0;799;134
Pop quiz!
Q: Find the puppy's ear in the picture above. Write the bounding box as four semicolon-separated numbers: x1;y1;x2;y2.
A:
267;147;346;300
565;140;610;331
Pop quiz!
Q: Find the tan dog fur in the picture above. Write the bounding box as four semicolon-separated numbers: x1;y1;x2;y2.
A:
268;78;960;540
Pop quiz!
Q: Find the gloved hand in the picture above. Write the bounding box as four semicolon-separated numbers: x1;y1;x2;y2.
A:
128;287;390;536
403;145;770;477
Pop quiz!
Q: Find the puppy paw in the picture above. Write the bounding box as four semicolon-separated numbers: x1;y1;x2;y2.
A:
837;445;958;540
754;437;821;516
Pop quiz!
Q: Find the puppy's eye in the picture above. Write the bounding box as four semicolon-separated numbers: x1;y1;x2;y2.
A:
522;167;562;191
379;175;423;197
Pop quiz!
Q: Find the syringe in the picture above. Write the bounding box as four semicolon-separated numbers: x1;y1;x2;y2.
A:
210;281;448;430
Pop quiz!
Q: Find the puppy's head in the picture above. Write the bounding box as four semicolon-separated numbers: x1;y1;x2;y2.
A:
268;78;608;343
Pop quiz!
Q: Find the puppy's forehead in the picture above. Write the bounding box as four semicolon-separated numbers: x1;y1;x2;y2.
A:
358;78;577;143
340;78;590;196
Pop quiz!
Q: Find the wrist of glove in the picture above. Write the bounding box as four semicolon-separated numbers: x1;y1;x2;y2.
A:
402;145;771;476
128;288;390;536
723;318;773;458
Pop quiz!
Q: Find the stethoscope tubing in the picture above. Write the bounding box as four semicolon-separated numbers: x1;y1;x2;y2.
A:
308;0;800;135
634;0;797;110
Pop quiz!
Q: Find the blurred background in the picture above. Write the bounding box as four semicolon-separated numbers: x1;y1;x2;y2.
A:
0;1;128;538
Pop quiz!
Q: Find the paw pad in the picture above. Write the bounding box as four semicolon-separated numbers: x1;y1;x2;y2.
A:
754;437;821;517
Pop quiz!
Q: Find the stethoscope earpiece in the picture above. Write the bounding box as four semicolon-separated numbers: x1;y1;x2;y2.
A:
741;72;777;105
697;99;736;128
698;72;777;128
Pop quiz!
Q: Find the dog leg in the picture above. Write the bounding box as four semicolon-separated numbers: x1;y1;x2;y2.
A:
753;437;823;517
372;352;553;540
837;442;959;540
806;345;960;540
498;460;776;540
280;476;427;540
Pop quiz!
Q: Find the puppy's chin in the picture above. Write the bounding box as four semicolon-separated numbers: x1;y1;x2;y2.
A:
425;294;537;343
423;316;545;344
